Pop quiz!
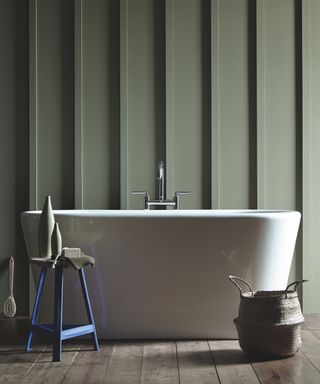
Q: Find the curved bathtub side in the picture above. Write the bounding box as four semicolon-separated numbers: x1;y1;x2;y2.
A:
248;211;301;290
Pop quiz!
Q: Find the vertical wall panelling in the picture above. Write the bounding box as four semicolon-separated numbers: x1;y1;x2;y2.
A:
120;0;128;208
14;0;30;316
256;0;265;208
214;0;251;209
302;0;320;312
4;0;320;314
36;0;75;208
75;0;83;208
165;0;175;200
222;0;251;208
29;0;37;312
29;0;38;210
166;0;211;209
201;0;212;208
294;0;303;302
108;0;121;209
248;0;257;209
0;0;29;314
82;0;120;209
125;0;164;209
154;0;166;180
257;0;297;282
211;0;219;208
257;0;296;210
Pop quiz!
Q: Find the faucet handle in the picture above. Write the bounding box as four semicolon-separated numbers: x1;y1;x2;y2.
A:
175;191;191;196
131;191;150;209
174;191;191;209
131;191;149;196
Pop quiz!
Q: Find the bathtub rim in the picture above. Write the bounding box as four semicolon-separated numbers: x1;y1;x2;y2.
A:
20;209;301;220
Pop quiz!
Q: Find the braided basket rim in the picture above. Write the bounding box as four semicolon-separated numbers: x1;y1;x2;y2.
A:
241;290;299;300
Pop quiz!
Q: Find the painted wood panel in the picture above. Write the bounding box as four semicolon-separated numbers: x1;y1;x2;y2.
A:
212;0;253;209
0;0;29;314
34;0;75;209
257;0;299;285
166;0;211;209
257;0;296;210
302;0;320;312
121;0;165;209
0;1;17;314
80;0;120;209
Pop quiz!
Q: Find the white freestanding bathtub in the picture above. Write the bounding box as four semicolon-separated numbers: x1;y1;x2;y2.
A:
21;209;300;339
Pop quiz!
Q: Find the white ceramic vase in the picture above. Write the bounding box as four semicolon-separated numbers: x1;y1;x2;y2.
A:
38;196;55;258
51;222;62;256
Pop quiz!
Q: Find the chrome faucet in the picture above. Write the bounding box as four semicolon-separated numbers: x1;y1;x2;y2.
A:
132;161;190;209
157;160;165;201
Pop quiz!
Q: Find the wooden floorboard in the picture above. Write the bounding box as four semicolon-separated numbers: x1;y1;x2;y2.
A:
0;344;44;383
252;350;320;384
300;329;320;373
140;342;179;384
21;343;80;384
2;315;320;383
209;340;260;384
62;341;113;384
304;314;320;331
177;341;219;384
104;343;143;384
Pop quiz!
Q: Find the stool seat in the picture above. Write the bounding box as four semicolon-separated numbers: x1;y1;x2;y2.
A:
26;263;99;361
30;247;95;270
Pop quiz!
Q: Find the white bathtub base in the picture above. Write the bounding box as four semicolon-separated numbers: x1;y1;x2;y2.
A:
21;210;301;339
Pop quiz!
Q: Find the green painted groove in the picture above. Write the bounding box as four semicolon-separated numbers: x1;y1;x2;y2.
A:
29;0;38;211
211;0;219;209
302;0;320;312
120;0;128;209
74;0;83;209
165;0;175;201
1;0;29;315
28;0;38;313
256;0;265;209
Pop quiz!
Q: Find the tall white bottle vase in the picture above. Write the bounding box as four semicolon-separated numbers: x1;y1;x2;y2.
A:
51;222;62;256
38;196;55;258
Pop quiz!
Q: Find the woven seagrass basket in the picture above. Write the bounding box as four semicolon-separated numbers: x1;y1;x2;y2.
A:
229;275;307;358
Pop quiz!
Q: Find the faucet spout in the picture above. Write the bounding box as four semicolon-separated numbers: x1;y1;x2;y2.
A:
157;160;165;201
132;160;190;209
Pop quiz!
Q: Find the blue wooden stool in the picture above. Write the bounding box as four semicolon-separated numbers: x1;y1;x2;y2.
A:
26;264;99;361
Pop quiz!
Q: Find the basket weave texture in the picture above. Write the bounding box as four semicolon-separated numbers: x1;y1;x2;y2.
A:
229;276;307;358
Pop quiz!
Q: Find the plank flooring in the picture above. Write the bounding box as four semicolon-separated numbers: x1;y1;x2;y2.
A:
1;315;320;383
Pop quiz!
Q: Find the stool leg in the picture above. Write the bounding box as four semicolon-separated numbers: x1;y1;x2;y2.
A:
79;268;99;351
26;267;47;352
53;265;64;362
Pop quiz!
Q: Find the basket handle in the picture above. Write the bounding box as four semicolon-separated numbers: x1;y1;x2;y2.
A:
228;275;254;294
284;279;308;298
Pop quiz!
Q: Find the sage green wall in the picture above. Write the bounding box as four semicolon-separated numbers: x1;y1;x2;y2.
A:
2;0;320;314
0;0;29;315
302;0;320;312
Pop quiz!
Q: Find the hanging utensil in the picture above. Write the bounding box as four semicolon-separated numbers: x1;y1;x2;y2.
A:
3;257;17;317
